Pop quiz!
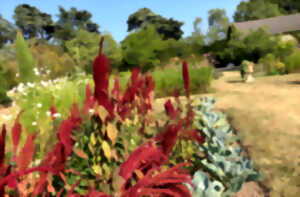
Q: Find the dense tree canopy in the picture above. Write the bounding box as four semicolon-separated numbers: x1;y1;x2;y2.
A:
0;15;16;47
234;0;281;22
54;6;100;43
268;0;300;15
14;4;55;40
233;0;300;22
127;8;184;40
184;17;205;55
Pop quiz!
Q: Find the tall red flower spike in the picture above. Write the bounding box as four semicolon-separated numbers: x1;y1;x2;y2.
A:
93;37;114;118
11;112;23;159
164;99;177;120
156;122;183;156
182;61;190;98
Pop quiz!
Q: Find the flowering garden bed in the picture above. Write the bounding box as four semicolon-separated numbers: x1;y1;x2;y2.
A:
0;38;262;196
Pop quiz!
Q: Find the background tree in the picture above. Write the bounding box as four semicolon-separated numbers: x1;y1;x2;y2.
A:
127;8;184;40
13;4;55;40
0;15;16;48
267;0;300;15
206;9;230;44
65;30;122;72
234;0;281;22
121;25;166;71
184;17;205;55
54;6;100;43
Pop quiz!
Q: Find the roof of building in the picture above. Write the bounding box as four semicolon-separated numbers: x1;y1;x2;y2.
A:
231;13;300;35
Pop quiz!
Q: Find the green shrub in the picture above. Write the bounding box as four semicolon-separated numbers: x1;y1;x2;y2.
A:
258;53;285;75
121;25;166;71
65;29;100;73
15;32;36;83
284;51;300;73
0;56;17;105
152;65;213;98
213;27;296;67
158;38;191;64
29;39;77;79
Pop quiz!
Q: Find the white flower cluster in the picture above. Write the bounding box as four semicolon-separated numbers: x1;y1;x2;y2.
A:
6;72;92;130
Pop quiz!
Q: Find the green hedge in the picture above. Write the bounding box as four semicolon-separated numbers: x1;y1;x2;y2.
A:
152;66;213;98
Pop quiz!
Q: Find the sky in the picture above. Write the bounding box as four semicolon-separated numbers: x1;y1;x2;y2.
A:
0;0;243;42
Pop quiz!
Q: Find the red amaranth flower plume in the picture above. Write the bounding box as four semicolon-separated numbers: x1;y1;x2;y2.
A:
93;37;114;118
156;122;183;156
164;99;177;120
182;61;190;98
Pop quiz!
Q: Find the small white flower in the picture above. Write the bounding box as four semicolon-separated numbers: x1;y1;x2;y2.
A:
16;73;19;77
27;82;35;88
41;81;48;87
37;103;42;108
53;113;61;118
2;114;12;121
32;121;37;126
46;111;51;116
17;83;24;92
89;109;95;114
33;68;40;76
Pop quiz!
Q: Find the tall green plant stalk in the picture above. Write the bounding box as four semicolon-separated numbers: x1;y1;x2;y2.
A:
15;31;37;83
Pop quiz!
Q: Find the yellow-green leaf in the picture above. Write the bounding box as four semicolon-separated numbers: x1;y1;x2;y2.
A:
107;123;118;145
97;106;108;122
90;133;96;145
102;141;111;160
92;165;102;175
133;114;139;125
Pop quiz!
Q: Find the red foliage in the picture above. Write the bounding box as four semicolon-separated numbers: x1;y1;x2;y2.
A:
182;61;190;98
121;163;192;197
119;141;166;187
16;132;38;171
164;99;177;120
156;123;183;156
93;37;114;118
11;112;22;158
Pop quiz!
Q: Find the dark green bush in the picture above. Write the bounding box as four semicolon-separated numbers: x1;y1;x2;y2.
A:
152;65;213;98
0;56;17;105
212;27;296;67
